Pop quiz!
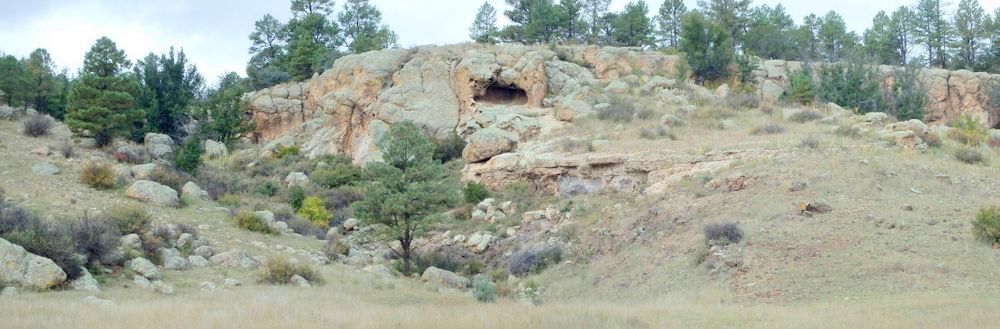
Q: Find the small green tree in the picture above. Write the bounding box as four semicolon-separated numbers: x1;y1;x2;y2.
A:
890;66;927;121
354;122;459;274
65;37;144;147
785;65;816;105
193;72;256;146
338;0;399;53
470;1;500;44
174;137;204;174
679;12;733;84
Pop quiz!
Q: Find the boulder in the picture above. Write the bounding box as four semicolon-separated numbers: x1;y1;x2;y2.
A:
420;266;469;289
0;238;67;290
760;80;784;103
284;172;310;188
188;255;210;267
224;278;242;287
862;112;890;123
203;140;229;159
161;248;189;271
193;246;216;258
152;280;174;295
1;287;16;296
126;180;180;207
128;257;160;280
83;295;115;308
132;275;151;289
175;233;194;250
715;84;730;98
144;133;174;160
120;234;142;252
0;106;14;120
130;163;158;180
210;249;261;270
31;162;60;176
342;218;359;231
181;182;209;200
69;267;100;292
290;275;311;287
463;127;517;162
199;281;217;291
554;99;591;122
362;264;396;280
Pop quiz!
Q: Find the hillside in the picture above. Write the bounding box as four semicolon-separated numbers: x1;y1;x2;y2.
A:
2;45;1000;328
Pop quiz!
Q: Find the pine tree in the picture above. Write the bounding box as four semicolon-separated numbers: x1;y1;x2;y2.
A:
134;48;204;137
338;0;399;53
65;37;144;146
680;12;733;84
354;122;459;274
916;0;950;68
888;6;918;66
864;11;898;65
697;0;752;50
193;72;255;146
612;1;654;47
470;2;500;44
656;0;686;48
953;0;986;69
23;49;59;117
581;0;611;43
818;11;851;61
743;4;796;59
558;0;585;43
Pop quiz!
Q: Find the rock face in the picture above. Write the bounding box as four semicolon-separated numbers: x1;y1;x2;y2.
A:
755;60;1000;126
0;238;67;289
126;180;180;207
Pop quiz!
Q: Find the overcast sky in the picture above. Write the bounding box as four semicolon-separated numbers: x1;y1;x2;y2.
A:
1;0;998;85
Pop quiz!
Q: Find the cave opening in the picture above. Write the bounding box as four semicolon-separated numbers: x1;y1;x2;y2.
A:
474;84;528;106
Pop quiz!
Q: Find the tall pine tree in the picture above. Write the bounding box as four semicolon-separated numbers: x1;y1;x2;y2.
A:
66;37;144;146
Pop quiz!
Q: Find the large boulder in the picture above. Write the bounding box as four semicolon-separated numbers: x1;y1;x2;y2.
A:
69;267;100;292
126;180;180;207
181;181;209;200
130;163;159;180
462;127;517;162
0;238;67;289
210;249;261;270
144;133;174;161
420;266;469;289
203;140;229;159
128;257;160;280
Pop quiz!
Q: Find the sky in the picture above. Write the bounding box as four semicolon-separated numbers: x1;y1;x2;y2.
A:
1;0;998;85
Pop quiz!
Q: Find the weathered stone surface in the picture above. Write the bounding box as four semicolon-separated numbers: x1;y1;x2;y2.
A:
128;257;160;280
130;164;158;180
31;162;60;175
363;264;396;280
463;127;517;162
69;267;100;292
210;249;261;270
188;255;210;267
203;140;229;159
420;266;469;289
0;238;67;289
181;182;209;200
284;172;309;188
126;180;180;207
144;133;174;160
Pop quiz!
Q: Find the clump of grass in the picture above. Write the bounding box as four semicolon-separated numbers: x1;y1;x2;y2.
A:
703;222;743;246
835;124;862;137
272;145;300;159
948;115;988;146
259;256;323;285
58;141;76;158
472;274;496;303
640;125;676;140
788;110;822;123
724;92;759;110
80;162;115;190
233;211;277;235
923;131;943;148
954;147;986;165
800;136;820;149
508;245;563;276
109;204;151;235
22;115;52;137
972;206;1000;245
560;138;595;153
750;123;785;135
596;96;637;122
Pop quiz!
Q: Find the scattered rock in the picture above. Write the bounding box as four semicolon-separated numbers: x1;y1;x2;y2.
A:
133;275;151;289
290;275;311;287
0;237;67;289
902;204;914;211
420;266;469;289
126;180;180;207
188;255;210;267
224;278;242;287
129;257;160;280
203;140;229;159
522;210;546;222
181;182;210;200
210;249;261;270
152;280;174;295
31;162;60;176
83;295;115;308
193;246;216;259
199;281;217;291
362;264;396;280
284;172;310;188
69;267;100;292
799;202;833;217
144;133;174;161
130;163;159;180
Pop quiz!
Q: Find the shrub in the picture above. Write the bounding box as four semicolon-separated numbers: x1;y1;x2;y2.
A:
218;194;243;207
272;145;300;159
22;115;52;137
640;125;675;140
58;141;76;159
109;204;151;235
750;123;785;135
788;110;822;123
288;186;306;210
954;147;985;165
785;67;816;104
724;92;759;110
433;133;467;163
597;96;637;122
312;186;363;210
834;124;862;137
463;182;490;204
195;166;248;199
0;202;83;279
284;214;326;239
80;162;115;190
233;211;277;234
312;164;362;188
703;222;743;246
255;180;280;197
323;233;350;258
923;131;943;148
174;138;204;174
259;256;322;285
560;138;595;153
472;274;497;303
508;245;563;276
972;206;1000;245
297;196;332;229
890;66;927;121
949;115;989;146
71;214;122;266
800;136;820;149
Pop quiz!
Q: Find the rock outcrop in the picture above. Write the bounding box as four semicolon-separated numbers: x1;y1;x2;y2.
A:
0;238;67;290
126;180;180;207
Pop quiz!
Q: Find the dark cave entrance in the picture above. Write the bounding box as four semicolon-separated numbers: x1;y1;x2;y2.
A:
475;84;528;106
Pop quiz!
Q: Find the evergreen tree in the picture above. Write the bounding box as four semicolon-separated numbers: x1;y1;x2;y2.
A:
470;2;500;44
890;66;928;121
523;0;563;44
679;12;733;84
581;0;612;43
612;1;654;47
23;49;60;117
65;37;144;146
988;9;1000;72
916;0;950;68
286;11;342;80
697;0;752;50
338;0;399;53
134;48;205;137
817;61;885;113
785;65;816;104
248;14;290;85
818;11;852;61
794;14;823;61
888;6;918;66
290;0;335;16
558;0;585;43
193;72;256;146
743;4;796;59
952;0;986;69
655;0;686;48
354;122;459;274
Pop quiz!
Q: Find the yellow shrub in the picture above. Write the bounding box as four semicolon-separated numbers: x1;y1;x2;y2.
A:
80;162;115;190
297;196;332;229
